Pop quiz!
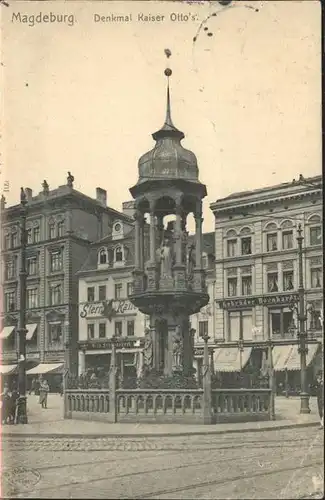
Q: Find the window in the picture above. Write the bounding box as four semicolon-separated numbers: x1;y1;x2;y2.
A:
228;310;253;342
50;250;63;272
115;283;123;299
87;287;95;302
267;272;278;292
5;259;16;280
127;320;135;336
227;277;237;297
49;222;56;240
242;276;252;296
49;323;63;345
27;228;33;244
310;226;322;246
283;271;294;291
98;249;107;265
114;321;122;337
227;239;237;257
269;308;294;337
49;284;62;305
98;285;106;301
27;256;38;276
202;254;208;269
27;288;38;309
12;232;18;248
57;221;64;237
5;291;16;312
4;233;11;249
33;226;40;243
199;320;208;337
282;231;293;250
99;323;106;338
309;304;322;330
115;246;123;262
241;237;252;255
127;282;134;297
87;323;95;339
311;268;322;289
267;233;278;252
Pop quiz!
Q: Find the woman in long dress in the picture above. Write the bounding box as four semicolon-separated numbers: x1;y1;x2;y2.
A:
159;238;173;278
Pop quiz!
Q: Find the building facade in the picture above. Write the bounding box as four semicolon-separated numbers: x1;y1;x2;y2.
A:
0;176;132;382
77;205;149;379
209;174;323;389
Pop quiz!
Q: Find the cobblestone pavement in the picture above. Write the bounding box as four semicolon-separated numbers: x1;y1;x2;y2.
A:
2;427;324;499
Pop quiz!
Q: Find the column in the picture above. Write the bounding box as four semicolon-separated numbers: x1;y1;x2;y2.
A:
134;209;141;270
175;203;182;265
78;350;86;376
157;214;164;247
139;214;144;270
149;201;156;263
195;200;203;268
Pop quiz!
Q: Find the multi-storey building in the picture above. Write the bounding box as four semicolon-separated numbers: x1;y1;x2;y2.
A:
77;202;149;379
0;176;132;383
210;174;323;389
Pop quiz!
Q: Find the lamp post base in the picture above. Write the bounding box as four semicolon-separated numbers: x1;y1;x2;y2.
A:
16;395;28;424
299;392;311;414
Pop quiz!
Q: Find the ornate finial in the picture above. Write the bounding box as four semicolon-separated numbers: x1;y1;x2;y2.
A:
42;180;49;195
20;187;27;205
67;171;74;188
0;194;6;210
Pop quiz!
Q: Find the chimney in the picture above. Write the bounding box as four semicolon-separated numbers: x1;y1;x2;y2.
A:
25;188;33;203
122;200;136;218
96;187;107;207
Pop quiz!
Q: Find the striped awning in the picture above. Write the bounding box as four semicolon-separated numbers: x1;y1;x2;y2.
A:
213;347;252;372
26;363;63;375
0;364;17;375
0;326;15;340
273;344;320;372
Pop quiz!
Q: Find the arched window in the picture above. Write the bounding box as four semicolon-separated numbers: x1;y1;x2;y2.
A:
49;220;56;240
98;248;108;265
27;227;33;244
281;220;294;250
308;214;322;246
240;227;252;255
265;222;278;252
115;246;123;263
57;220;65;237
226;229;237;257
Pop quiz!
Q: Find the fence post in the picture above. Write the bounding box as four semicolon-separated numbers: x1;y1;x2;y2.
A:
109;340;117;423
63;369;71;419
202;334;213;424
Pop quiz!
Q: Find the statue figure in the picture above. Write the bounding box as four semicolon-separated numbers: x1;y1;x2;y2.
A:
143;328;153;368
0;194;6;211
158;237;173;279
42;180;49;195
173;326;183;369
67;171;74;188
20;187;27;204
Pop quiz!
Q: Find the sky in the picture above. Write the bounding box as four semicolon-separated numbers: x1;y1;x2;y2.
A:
1;0;322;232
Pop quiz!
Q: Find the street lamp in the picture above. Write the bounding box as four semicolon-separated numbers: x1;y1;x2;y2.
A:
296;223;311;414
16;187;28;424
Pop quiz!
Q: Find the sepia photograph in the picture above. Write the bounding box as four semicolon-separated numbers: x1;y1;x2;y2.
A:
0;0;323;498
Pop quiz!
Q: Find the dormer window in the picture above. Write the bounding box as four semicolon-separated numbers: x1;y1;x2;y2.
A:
115;246;123;262
98;248;108;265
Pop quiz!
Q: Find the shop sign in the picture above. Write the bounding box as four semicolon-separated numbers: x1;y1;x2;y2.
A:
79;339;137;351
79;299;137;320
218;293;299;309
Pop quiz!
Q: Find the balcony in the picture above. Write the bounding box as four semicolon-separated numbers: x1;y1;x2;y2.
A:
47;341;64;351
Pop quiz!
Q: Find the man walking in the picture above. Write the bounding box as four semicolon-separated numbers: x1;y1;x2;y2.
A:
315;371;323;429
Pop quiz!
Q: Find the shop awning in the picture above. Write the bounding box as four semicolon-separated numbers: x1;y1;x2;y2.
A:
26;363;63;375
0;364;17;375
213;347;252;372
0;326;15;340
273;344;320;372
26;323;38;341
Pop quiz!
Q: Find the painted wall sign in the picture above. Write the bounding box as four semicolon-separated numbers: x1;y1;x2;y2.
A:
79;339;137;351
218;293;299;310
79;299;137;320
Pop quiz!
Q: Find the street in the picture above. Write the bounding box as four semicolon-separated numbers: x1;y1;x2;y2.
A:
2;426;323;499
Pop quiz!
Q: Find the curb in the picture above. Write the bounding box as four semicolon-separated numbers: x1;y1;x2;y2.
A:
2;421;319;439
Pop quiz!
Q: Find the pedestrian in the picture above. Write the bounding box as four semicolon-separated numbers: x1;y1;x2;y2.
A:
1;384;10;425
29;377;36;395
39;379;50;409
9;385;19;424
315;372;323;429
